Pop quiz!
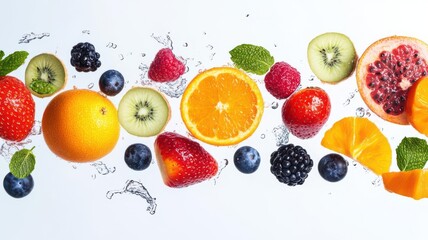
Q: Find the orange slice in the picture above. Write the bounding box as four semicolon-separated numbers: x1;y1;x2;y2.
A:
406;76;428;136
180;67;264;146
321;117;392;175
382;169;428;200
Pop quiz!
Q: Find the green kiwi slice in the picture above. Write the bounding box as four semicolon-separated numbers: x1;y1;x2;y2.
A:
118;87;170;137
25;53;67;97
307;32;357;83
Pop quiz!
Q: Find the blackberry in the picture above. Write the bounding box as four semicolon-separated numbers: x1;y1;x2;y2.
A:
270;144;313;186
70;42;101;72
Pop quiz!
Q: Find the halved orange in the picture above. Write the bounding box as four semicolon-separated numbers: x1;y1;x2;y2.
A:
180;67;264;146
321;117;392;175
382;169;428;200
406;76;428;136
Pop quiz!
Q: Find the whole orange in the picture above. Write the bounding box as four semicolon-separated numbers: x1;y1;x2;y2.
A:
42;89;120;162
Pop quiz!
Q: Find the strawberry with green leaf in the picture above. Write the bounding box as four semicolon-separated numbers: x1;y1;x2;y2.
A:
0;50;35;142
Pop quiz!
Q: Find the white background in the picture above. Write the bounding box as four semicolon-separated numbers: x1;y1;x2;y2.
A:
1;0;428;239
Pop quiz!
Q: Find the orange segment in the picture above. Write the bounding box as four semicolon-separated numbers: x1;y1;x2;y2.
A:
382;169;428;200
321;117;392;175
406;76;428;136
180;67;264;146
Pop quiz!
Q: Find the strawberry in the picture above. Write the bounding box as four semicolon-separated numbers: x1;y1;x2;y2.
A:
148;48;185;82
282;87;331;139
154;132;218;188
0;76;35;142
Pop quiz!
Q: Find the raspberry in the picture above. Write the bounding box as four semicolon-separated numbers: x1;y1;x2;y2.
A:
70;42;101;72
148;48;185;82
270;144;313;186
264;62;300;99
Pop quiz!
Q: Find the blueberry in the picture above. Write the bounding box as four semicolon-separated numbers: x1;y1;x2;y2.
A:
124;143;152;171
234;146;261;174
318;153;348;182
3;172;34;198
99;69;125;96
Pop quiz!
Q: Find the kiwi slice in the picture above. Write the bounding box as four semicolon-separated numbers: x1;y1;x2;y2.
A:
25;53;67;97
307;32;357;83
118;87;170;137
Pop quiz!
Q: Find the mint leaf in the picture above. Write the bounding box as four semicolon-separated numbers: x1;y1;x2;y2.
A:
0;51;29;76
9;147;36;178
396;137;428;171
0;51;4;61
230;44;274;75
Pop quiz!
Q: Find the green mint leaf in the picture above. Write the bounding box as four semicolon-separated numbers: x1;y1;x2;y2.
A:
0;51;5;61
396;137;428;171
230;44;274;75
9;147;36;179
0;51;29;76
30;79;56;94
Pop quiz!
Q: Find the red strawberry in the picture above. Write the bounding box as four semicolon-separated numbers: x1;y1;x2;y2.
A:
148;48;185;82
154;132;218;188
264;61;300;99
282;87;330;139
0;76;35;142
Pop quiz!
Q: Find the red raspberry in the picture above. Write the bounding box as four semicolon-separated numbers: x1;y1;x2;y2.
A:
148;48;185;82
264;62;301;99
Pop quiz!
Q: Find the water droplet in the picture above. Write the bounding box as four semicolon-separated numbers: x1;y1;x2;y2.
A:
365;109;372;117
30;121;42;135
209;53;216;60
372;177;382;187
355;107;365;117
106;42;117;49
87;82;94;89
82;30;90;34
195;61;202;67
141;53;146;57
214;159;229;185
246;14;250;17
271;102;279;109
72;165;78;169
183;42;188;47
119;54;124;60
206;44;214;50
72;75;76;79
343;99;351;106
309;75;315;81
106;180;157;215
260;134;266;139
273;125;289;146
91;174;97;180
18;32;50;44
352;161;358;167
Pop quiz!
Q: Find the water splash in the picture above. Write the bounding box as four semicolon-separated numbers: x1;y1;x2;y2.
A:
139;63;187;98
106;180;157;215
0;139;32;160
214;159;229;185
91;161;116;176
106;42;117;49
30;121;42;136
18;32;50;44
151;33;173;49
273;125;289;146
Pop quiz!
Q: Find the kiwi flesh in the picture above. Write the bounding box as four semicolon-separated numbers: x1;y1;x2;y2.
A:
25;53;67;97
307;32;357;83
118;87;170;137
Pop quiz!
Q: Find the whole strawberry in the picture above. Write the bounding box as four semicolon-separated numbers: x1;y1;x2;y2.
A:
264;61;300;99
148;48;185;82
0;76;35;142
282;87;330;139
154;132;218;188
